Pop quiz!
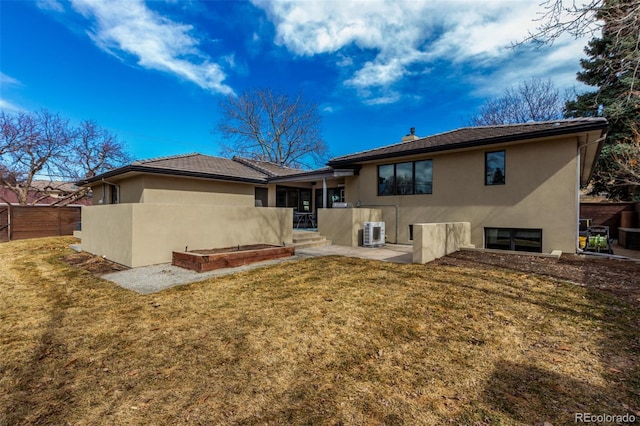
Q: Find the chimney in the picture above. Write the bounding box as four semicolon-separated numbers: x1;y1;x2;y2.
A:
401;127;419;143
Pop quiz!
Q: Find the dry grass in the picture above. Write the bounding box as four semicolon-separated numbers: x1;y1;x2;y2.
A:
1;237;639;425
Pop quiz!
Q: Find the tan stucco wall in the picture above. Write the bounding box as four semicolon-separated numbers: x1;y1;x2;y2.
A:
318;208;382;246
81;205;134;266
345;137;579;253
140;175;254;206
90;174;255;206
81;204;293;267
412;222;471;264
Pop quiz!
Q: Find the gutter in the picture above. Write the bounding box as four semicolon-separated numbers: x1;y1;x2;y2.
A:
579;133;607;186
79;164;268;187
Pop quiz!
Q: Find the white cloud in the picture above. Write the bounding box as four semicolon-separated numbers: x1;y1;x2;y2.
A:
0;74;23;112
0;72;22;86
0;98;22;113
253;0;591;103
36;0;64;12
70;0;234;95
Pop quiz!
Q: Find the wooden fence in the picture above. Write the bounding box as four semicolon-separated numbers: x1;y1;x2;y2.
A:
580;202;639;239
0;205;81;242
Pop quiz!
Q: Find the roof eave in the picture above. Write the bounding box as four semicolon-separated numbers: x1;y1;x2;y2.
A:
328;121;610;167
77;165;267;186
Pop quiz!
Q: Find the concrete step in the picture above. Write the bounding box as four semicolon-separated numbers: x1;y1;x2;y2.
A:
292;231;331;248
294;239;332;249
293;234;326;243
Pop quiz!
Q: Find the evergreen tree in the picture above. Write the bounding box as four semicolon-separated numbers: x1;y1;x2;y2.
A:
564;1;640;199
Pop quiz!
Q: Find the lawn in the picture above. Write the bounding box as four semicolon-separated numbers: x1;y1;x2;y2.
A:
1;237;639;425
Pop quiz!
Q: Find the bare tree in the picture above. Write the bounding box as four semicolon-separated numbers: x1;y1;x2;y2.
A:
470;78;565;126
521;0;640;99
61;120;130;180
0;110;72;205
0;109;130;205
217;87;327;168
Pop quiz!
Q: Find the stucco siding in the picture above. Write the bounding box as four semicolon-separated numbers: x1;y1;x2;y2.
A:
81;204;293;267
120;176;145;203
345;137;579;252
318;208;382;246
81;204;134;266
140;175;254;206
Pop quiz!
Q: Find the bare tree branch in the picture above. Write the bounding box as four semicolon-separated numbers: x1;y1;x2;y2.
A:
0;110;130;205
518;0;640;100
216;87;327;168
470;78;565;126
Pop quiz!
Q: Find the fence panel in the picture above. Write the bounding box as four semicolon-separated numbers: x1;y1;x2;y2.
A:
0;206;81;241
0;207;8;242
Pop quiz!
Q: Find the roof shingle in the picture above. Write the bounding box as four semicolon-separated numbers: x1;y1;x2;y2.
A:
79;153;312;186
328;118;608;166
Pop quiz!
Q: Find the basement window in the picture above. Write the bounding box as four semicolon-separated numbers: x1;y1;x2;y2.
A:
485;228;542;253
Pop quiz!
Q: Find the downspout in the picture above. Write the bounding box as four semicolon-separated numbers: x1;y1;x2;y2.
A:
356;204;399;244
576;133;606;253
576;139;582;253
101;179;120;204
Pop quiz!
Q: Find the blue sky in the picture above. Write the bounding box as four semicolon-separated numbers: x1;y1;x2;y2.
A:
1;0;593;166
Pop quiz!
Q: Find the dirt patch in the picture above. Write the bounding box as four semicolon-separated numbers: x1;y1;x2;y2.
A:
433;250;640;306
62;251;128;275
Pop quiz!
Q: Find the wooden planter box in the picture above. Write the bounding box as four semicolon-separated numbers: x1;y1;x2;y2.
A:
172;244;295;272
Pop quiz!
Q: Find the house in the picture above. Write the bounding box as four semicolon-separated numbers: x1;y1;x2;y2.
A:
0;180;91;206
323;118;608;254
78;118;607;267
77;154;348;267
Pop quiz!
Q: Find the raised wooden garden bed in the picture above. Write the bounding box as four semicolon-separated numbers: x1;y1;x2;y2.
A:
172;244;295;272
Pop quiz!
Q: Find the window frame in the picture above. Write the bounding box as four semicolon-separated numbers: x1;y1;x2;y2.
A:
485;150;506;186
484;227;542;253
377;159;433;196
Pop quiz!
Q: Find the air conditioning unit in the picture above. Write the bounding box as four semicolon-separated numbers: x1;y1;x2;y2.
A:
363;222;385;247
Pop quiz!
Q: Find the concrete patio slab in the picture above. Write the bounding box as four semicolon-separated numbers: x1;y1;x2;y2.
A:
296;244;413;264
100;243;413;294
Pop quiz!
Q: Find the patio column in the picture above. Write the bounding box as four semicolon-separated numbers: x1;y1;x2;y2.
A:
322;177;327;208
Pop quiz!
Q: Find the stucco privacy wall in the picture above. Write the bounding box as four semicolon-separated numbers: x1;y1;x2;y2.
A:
318;208;382;246
81;204;134;266
412;222;471;264
91;175;255;206
344;136;580;253
82;204;293;267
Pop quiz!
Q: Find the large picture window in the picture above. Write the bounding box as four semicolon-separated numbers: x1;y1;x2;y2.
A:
485;150;505;185
377;160;433;196
485;228;542;253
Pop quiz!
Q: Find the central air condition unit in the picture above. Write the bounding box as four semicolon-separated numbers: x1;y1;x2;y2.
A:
363;222;385;247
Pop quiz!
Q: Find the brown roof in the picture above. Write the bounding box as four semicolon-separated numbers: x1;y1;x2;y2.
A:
0;186;92;206
30;180;82;193
231;156;303;177
79;153;306;186
132;153;268;181
328;118;608;166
